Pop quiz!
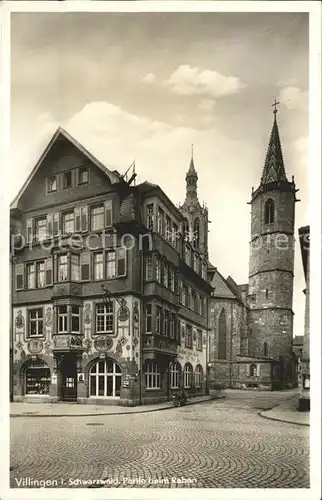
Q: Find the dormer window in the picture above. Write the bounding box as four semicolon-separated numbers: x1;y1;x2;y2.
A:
78;167;89;185
47;176;57;193
63;171;72;189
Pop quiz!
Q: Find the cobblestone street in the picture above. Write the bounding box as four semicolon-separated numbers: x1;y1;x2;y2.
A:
10;391;309;489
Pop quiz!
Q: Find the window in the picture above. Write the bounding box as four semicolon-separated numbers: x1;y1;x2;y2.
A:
104;200;113;227
26;263;35;289
218;309;227;360
146;204;154;230
94;253;104;281
249;363;257;377
200;296;205;316
202;262;207;280
25;360;50;395
157;207;165;236
58;255;68;282
265;289;269;299
28;308;44;337
62;212;75;234
81;206;89;232
191;289;196;311
106;251;116;279
146;304;152;333
145;361;160;389
91;205;104;231
172;222;179;249
264;198;275;224
96;303;114;334
80;253;90;281
71;306;80;333
264;342;268;357
170;313;176;339
170;362;180;389
164;310;170;336
185;244;191;266
145;255;153;281
89;359;121;398
196;330;203;351
182;283;188;307
15;264;24;290
185;325;192;348
36;261;45;288
163;262;169;288
35;218;47;241
78;167;89;185
156;306;162;333
57;305;68;333
165;215;171;241
71;254;80;281
156;257;161;283
184;363;193;388
194;254;200;274
63;171;72;189
195;365;203;388
117;248;126;276
45;258;53;286
26;219;33;243
169;267;175;292
47;176;57;193
53;213;60;237
193;218;200;249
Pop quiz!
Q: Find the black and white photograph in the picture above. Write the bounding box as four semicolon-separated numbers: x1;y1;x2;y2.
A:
1;1;321;498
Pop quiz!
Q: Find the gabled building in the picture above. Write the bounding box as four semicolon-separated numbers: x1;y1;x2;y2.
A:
10;128;212;406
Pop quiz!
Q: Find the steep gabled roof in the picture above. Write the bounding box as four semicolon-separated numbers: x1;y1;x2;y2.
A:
10;127;122;210
260;114;288;185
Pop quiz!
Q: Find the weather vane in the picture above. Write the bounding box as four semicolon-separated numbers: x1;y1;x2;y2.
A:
272;98;280;116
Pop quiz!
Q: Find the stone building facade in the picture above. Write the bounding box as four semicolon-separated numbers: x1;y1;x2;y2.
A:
10;128;211;406
298;225;310;410
208;111;299;390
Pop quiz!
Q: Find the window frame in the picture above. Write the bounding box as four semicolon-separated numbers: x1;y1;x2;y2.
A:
95;302;114;335
78;166;89;185
27;308;44;338
145;361;161;390
63;170;73;189
183;363;193;389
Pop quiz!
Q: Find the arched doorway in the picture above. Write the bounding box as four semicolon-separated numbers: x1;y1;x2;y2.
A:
24;359;50;396
89;358;122;398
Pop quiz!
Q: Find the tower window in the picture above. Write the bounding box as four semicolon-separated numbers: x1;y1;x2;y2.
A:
264;342;268;357
265;289;269;299
264;198;275;224
193;217;200;249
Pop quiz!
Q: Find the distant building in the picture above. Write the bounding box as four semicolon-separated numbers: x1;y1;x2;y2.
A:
298;225;310;411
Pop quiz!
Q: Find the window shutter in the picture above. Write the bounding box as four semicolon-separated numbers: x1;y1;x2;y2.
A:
75;207;81;232
104;200;113;227
53;213;60;236
45;258;53;286
26;218;33;243
47;214;53;239
81;206;88;232
117;248;126;276
80;252;90;281
15;264;24;290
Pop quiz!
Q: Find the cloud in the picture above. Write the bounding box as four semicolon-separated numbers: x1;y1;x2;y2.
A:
279;86;308;112
165;64;246;98
276;77;298;87
198;99;216;111
142;72;156;84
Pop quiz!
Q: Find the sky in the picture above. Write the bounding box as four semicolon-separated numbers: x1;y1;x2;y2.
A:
10;11;309;336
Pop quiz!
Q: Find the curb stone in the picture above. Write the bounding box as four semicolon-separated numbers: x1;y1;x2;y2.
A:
258;395;310;427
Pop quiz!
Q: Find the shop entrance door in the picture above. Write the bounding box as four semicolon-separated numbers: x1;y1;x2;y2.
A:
61;355;77;402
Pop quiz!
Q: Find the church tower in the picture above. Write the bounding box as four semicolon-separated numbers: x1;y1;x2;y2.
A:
247;104;298;388
179;147;209;259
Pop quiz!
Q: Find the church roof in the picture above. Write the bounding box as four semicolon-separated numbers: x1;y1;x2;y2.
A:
186;156;197;178
260;114;287;185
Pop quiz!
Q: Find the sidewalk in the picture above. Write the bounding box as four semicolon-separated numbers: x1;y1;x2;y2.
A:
259;394;310;427
10;394;217;418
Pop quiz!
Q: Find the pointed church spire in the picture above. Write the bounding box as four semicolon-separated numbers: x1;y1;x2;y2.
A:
260;100;288;185
184;144;199;204
186;143;197;179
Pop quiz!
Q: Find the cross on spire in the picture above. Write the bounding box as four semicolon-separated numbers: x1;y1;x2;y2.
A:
272;98;280;116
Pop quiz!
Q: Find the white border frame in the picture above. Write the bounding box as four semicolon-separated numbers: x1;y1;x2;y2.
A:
1;2;321;500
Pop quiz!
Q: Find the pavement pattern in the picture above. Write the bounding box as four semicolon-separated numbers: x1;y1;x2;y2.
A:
10;391;309;489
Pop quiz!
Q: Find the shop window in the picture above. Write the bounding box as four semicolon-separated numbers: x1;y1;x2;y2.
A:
89;359;121;398
145;361;160;389
25;360;50;395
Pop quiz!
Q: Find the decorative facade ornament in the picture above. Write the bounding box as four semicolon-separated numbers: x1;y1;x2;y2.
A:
115;339;123;357
84;304;92;324
133;301;139;324
133;337;139;347
45;307;52;327
15;310;24;330
27;339;44;354
84;338;92;353
53;335;83;348
93;336;113;352
16;341;23;350
120;335;128;346
44;341;52;355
